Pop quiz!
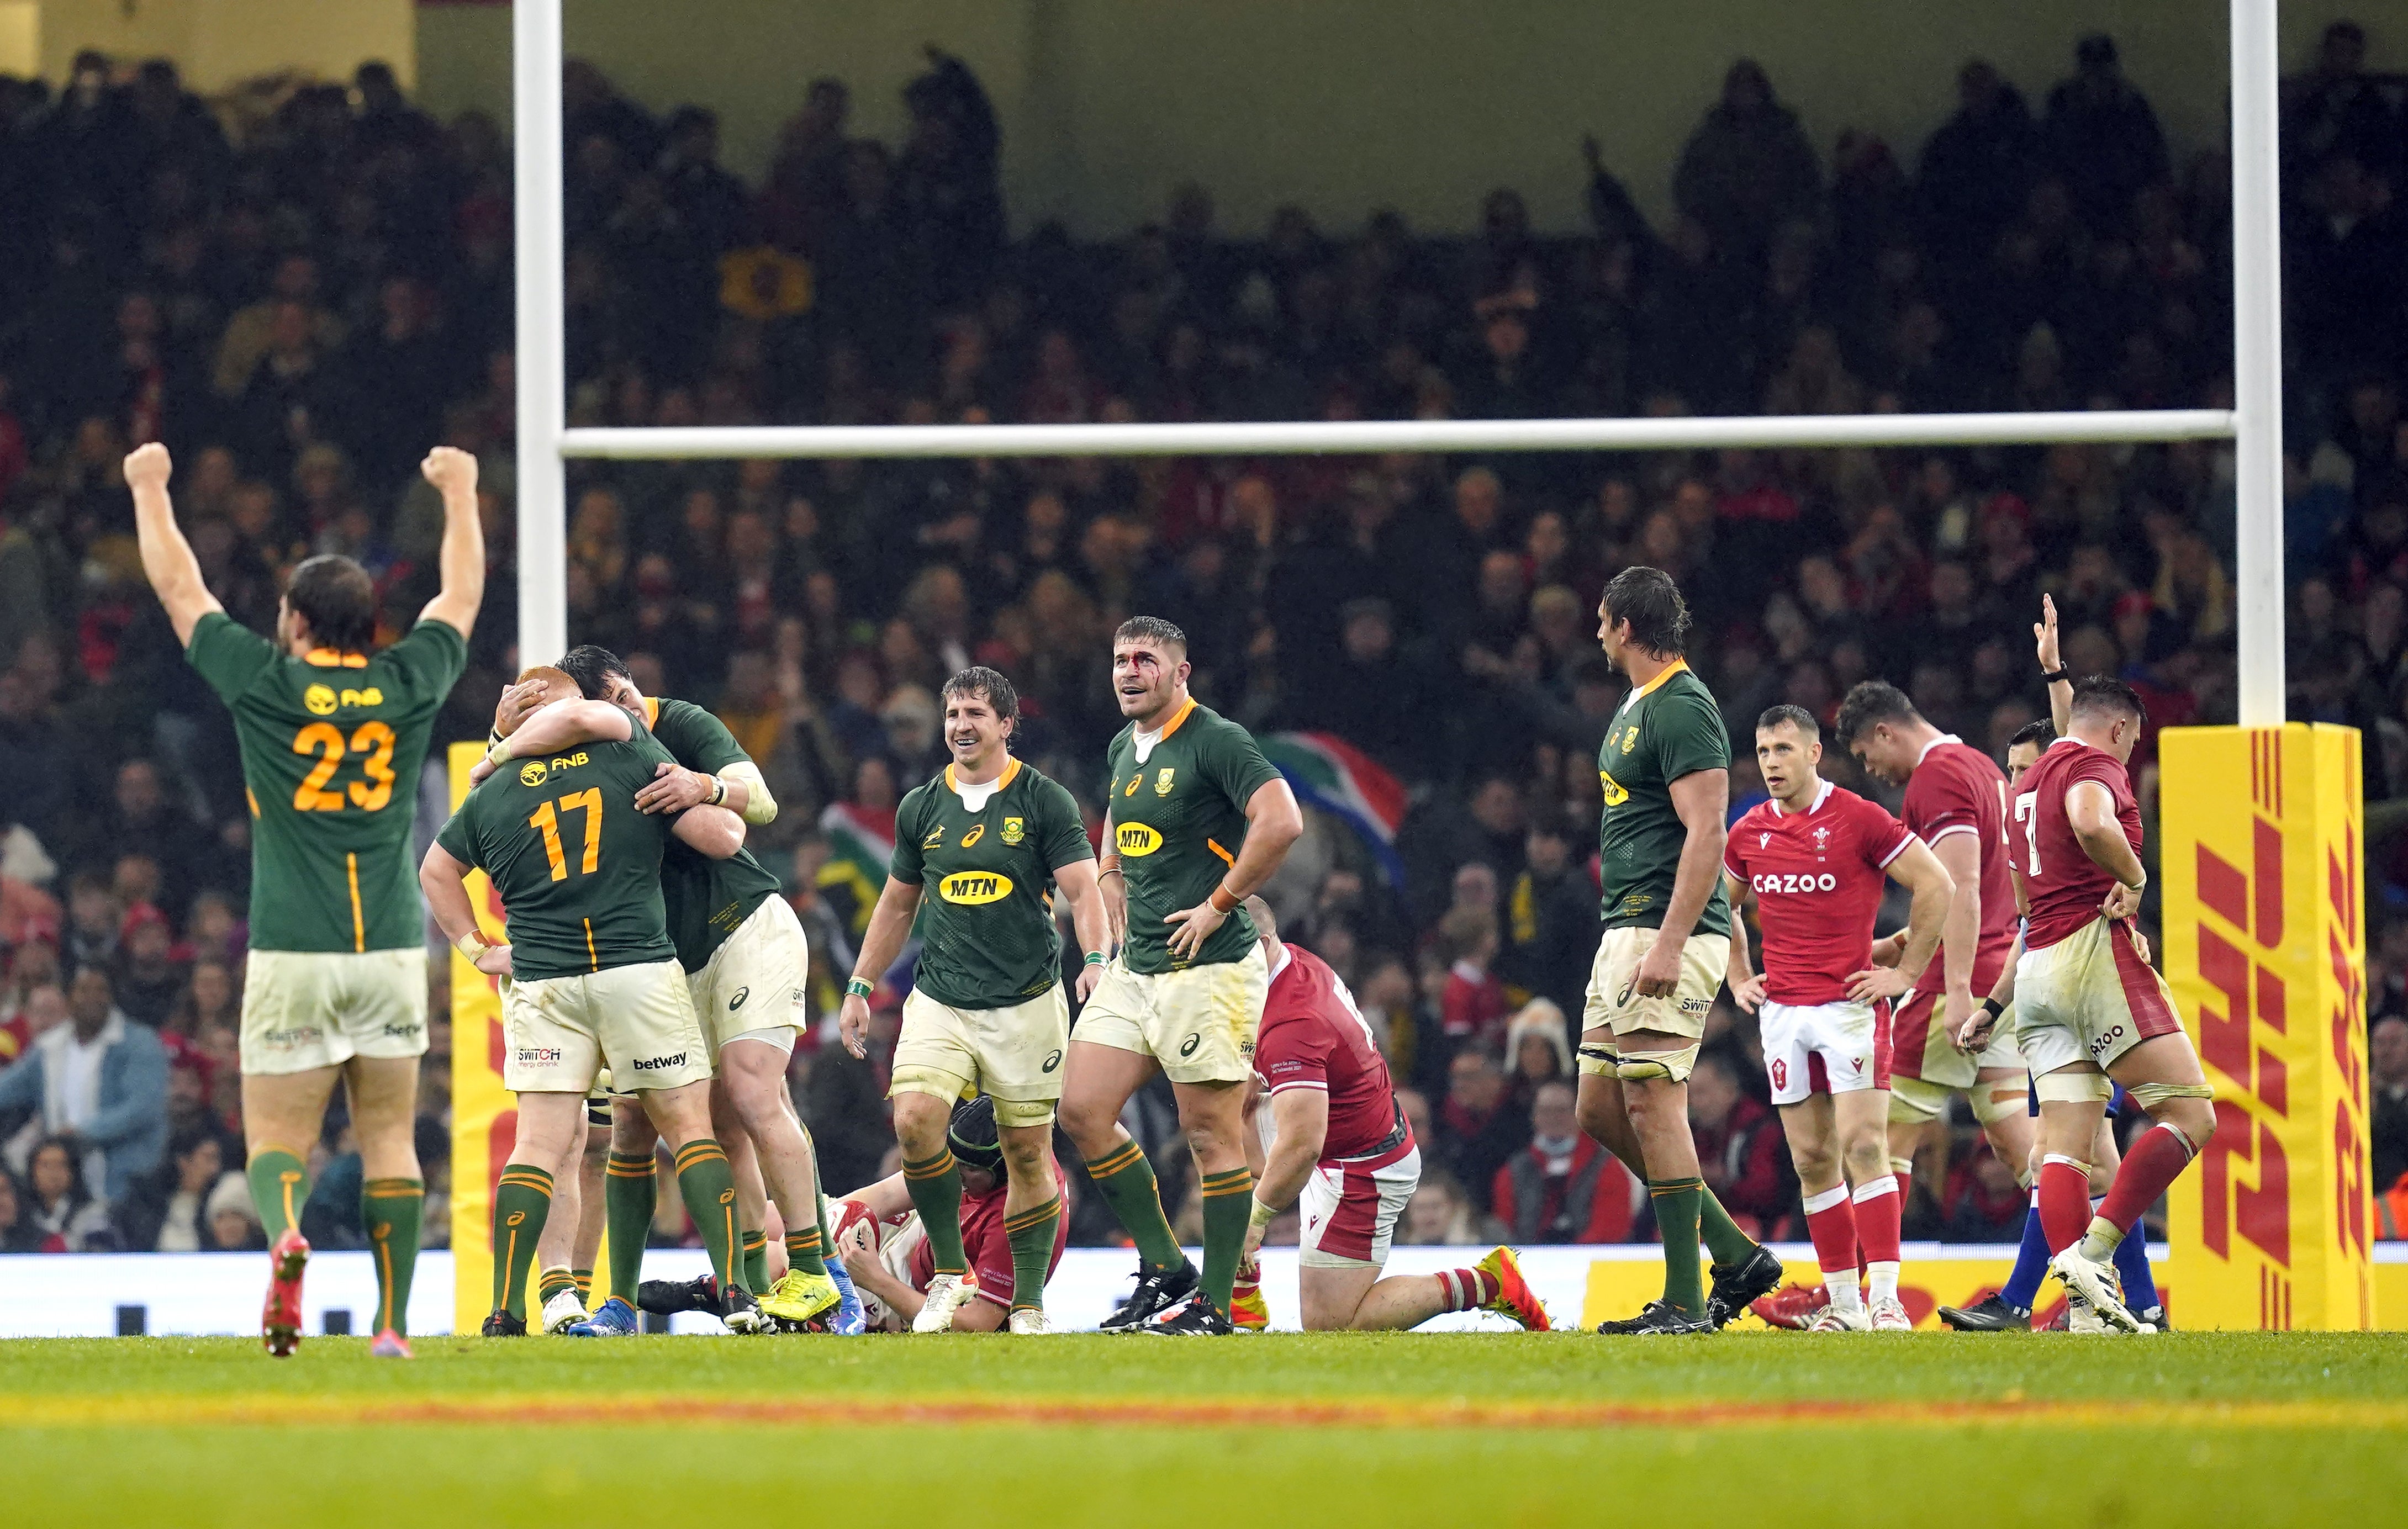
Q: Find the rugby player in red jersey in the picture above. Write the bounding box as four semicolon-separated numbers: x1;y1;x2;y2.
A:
1722;706;1953;1331
1984;675;2214;1332
1240;900;1549;1332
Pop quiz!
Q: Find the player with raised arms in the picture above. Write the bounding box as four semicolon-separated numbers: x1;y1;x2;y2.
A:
129;441;483;1359
1240;898;1551;1332
1060;616;1303;1336
1983;673;2214;1331
423;669;763;1336
1722;705;1954;1331
475;645;846;1334
1576;568;1782;1335
837;666;1109;1334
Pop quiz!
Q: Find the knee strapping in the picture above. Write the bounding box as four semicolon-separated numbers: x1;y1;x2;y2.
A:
1971;1084;2029;1125
1888;1155;1915;1179
1615;1043;1700;1085
1577;1042;1620;1078
2126;1081;2214;1110
2035;1070;2114;1104
2146;1118;2204;1158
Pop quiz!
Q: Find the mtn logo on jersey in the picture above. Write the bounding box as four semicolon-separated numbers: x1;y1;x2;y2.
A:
1598;768;1629;807
938;871;1014;904
1115;823;1163;857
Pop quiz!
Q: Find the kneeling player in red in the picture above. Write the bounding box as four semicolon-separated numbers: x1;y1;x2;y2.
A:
1723;707;1953;1331
1239;900;1548;1332
828;1096;1069;1331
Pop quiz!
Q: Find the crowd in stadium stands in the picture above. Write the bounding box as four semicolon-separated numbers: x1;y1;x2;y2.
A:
3;23;2408;1256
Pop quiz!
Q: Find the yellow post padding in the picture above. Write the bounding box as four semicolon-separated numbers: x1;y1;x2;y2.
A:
2160;724;2377;1331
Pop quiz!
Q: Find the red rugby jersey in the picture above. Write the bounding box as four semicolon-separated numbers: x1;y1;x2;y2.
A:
1725;781;1916;1004
1900;736;2018;993
1253;943;1404;1162
2009;738;2140;949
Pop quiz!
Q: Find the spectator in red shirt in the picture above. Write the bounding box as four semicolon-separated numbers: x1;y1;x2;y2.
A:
1686;1051;1798;1239
1492;1080;1634;1243
1437;906;1506;1052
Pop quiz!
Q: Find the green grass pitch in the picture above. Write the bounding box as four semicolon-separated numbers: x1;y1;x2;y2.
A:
6;1332;2405;1527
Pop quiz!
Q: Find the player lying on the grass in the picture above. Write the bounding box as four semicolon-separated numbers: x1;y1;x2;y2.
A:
423;668;765;1336
1576;569;1784;1335
1723;706;1952;1332
1934;716;2164;1332
1985;674;2212;1333
129;441;485;1360
1240;899;1550;1333
477;646;849;1336
1058;617;1304;1336
837;667;1107;1334
827;1096;1069;1332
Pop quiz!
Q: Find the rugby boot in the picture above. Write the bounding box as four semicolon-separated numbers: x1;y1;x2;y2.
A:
1807;1302;1872;1332
369;1329;414;1359
637;1271;720;1315
720;1283;770;1334
1144;1294;1237;1336
1750;1282;1829;1331
825;1252;869;1335
762;1268;843;1329
262;1228;310;1358
1868;1295;1914;1332
1099;1260;1199;1334
539;1287;588;1335
480;1309;528;1337
1007;1308;1056;1335
1704;1243;1786;1329
912;1272;980;1333
2048;1246;2141;1332
566;1296;638;1337
1475;1247;1552;1331
1937;1293;2032;1331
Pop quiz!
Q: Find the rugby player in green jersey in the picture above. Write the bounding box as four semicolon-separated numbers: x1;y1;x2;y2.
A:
838;666;1108;1333
1576;567;1781;1335
1059;617;1302;1336
423;668;763;1335
477;646;844;1334
129;441;484;1359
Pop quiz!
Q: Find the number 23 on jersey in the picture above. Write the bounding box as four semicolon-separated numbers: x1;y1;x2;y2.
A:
291;721;398;812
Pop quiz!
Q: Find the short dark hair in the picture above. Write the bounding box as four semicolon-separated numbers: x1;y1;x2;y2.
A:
284;555;376;653
1113;615;1187;656
2007;719;2057;754
941;666;1018;724
1832;680;1920;745
2069;675;2147;728
1600;566;1691;657
558;644;634;701
1756;703;1819;739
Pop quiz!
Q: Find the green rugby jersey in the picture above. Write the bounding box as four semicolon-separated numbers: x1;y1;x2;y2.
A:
645;696;783;972
187;613;466;953
1103;700;1281;974
888;758;1092;1009
1597;659;1733;938
433;723;683;982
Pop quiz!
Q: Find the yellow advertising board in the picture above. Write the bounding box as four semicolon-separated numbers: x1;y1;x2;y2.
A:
446;742;513;1332
2160;724;2377;1330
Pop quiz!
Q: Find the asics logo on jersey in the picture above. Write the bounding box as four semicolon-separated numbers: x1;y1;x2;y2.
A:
631;1052;689;1072
728;987;749;1011
960;824;985;849
1115;823;1163;856
939;871;1015;904
1179;1033;1202;1057
1043;1049;1062;1073
1751;872;1841;894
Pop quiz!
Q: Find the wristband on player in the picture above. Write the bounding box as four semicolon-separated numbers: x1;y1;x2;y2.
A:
844;977;875;1000
2040;667;2069;683
481;738;513;769
1249;1196;1278;1232
706;775;728;807
1084;951;1106;967
1208;883;1240;915
1979;996;2005;1022
455;930;493;962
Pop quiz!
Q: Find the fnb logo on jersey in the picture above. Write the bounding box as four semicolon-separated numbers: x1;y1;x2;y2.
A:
631;1052;688;1072
939;871;1014;904
518;761;548;786
1751;872;1840;894
1116;823;1163;857
304;684;339;715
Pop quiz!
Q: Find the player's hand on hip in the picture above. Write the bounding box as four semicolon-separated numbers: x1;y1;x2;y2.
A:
837;994;873;1060
1164;901;1226;960
1075;962;1105;1002
2100;880;2143;922
472;943;514;978
1728;971;1766;1013
421;445;478;495
635;762;711;814
123;441;172;489
1633;935;1682;997
1846;965;1913;1003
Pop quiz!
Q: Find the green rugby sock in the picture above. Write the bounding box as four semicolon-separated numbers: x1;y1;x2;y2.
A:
672;1141;740;1294
1197;1167;1253;1314
904;1147;969;1277
246;1147;311;1242
1651;1177;1705;1314
784;1225;827;1279
491;1165;555;1319
604;1151;656;1300
362;1177;423;1335
1002;1195;1062;1310
1084;1139;1184;1272
538;1267;576;1305
740;1228;769;1294
1699;1188;1759;1268
571;1268;593;1301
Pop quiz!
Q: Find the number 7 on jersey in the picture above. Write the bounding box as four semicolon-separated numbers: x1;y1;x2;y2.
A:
529;789;602;881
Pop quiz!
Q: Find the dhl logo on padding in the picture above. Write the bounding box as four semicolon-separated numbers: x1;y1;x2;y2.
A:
1115;823;1163;857
939;871;1015;904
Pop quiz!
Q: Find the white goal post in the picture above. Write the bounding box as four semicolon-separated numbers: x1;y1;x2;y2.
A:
511;0;2287;724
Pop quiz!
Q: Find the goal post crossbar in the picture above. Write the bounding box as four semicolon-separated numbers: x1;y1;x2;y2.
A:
554;409;2236;462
